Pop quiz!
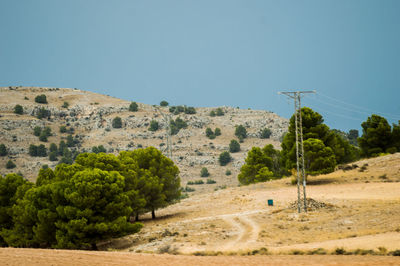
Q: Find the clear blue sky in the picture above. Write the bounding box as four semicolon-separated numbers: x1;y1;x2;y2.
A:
1;0;400;131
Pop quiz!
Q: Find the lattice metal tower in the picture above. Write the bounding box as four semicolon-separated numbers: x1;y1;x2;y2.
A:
153;106;172;158
278;90;316;213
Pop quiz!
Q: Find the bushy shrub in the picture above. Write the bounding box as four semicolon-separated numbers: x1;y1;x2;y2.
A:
59;126;67;133
160;100;169;107
129;102;138;112
214;128;221;136
62;101;69;108
219;152;232;166
6;160;16;169
39;132;48;142
209;110;216;117
49;151;58;161
14;105;23;114
215;108;224;116
187;180;204;185
33;126;42;136
92;145;107;154
112;117;123;128
200;167;210;177
169;105;196;115
149;120;159;131
260;128;272;139
36;107;50;119
170;118;187;135
229;140;240;153
34;94;47;104
0;144;8;156
225;170;232;176
206;179;216;184
235;125;247;140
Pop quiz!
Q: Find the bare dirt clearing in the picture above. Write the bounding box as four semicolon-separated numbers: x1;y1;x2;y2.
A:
1;248;399;266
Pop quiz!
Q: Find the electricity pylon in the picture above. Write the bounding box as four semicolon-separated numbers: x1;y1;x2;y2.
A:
153;106;172;158
278;90;316;213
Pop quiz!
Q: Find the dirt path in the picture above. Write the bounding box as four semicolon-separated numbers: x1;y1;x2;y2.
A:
1;248;399;266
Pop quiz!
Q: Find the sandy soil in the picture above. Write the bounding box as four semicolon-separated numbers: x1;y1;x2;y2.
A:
0;248;399;266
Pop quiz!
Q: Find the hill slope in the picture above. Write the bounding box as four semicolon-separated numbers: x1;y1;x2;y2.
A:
0;86;288;192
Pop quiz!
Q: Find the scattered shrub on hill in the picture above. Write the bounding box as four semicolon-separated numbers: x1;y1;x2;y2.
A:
129;102;138;112
36;107;51;119
34;94;47;104
62;101;69;108
205;128;215;139
49;151;58;161
235;125;247;141
59;126;67;133
37;144;47;157
183;186;195;192
260;128;272;139
169;105;196;115
148;120;159;131
0;144;8;156
33;126;42;136
219;151;232;166
112;116;123;128
215;108;224;116
14;105;23;115
66;135;75;147
92;145;107;154
39;132;48;142
209;110;216;117
200;167;210;177
206;179;216;184
225;169;232;176
6;160;16;169
214;128;221;136
170;118;187;135
160;100;169;107
58;141;67;156
229;139;240;153
49;143;58;153
187;180;204;185
28;144;38;156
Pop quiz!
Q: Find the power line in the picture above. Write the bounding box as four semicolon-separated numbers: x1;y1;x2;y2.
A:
278;90;316;213
317;92;400;120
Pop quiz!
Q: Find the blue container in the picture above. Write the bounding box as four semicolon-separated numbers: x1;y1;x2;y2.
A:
268;199;273;206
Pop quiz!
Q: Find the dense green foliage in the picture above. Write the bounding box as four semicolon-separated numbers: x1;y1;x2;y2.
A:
36;107;51;119
169;105;196;115
205;127;221;139
160;100;169;107
218;151;232;166
0;144;7;156
6;160;16;169
238;144;283;185
235;125;247;141
281;107;359;175
28;144;47;157
14;105;23;115
229;139;240;153
215;108;224;116
112;117;122;128
92;145;107;154
358;115;399;157
129;102;138;112
62;101;69;108
34;94;47;104
200;167;210;177
260;128;272;139
59;126;67;133
148;120;159;131
0;147;180;249
170;118;187;135
33;126;42;137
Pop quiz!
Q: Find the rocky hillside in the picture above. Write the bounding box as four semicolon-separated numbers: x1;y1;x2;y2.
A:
0;86;288;193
